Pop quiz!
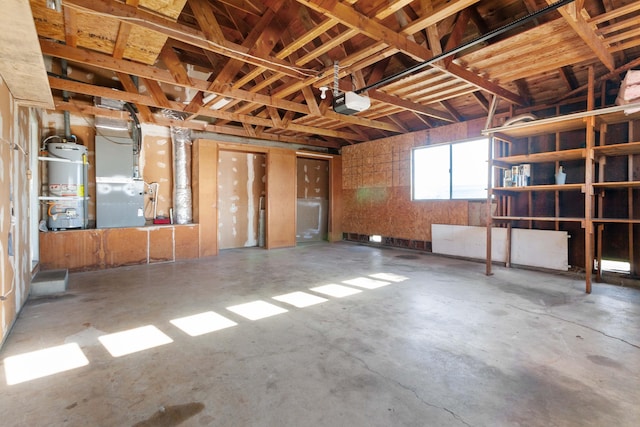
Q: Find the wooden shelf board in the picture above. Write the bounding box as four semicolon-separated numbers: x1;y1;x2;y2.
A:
484;102;640;138
593;141;640;157
494;148;586;164
593;218;640;224
493;183;583;193
593;181;640;189
493;216;584;222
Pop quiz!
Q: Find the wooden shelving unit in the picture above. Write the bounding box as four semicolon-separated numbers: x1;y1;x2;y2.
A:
484;96;640;293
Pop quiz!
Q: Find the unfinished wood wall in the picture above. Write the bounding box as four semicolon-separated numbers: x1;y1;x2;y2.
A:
0;77;37;347
342;118;486;242
39;224;199;271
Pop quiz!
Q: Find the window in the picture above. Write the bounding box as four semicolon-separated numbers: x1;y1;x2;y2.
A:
412;138;489;200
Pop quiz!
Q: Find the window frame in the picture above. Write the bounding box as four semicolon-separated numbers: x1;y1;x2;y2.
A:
411;137;490;201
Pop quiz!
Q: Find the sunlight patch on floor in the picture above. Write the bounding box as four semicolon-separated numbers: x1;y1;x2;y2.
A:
170;311;238;337
98;325;173;357
4;343;89;385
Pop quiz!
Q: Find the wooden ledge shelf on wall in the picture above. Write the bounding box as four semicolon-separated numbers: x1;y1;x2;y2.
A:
592;181;640;189
593;218;640;224
592;141;640;157
492;216;585;222
493;148;586;166
492;183;584;193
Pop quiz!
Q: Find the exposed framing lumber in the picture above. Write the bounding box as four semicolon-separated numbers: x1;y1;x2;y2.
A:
62;0;311;79
48;76;363;142
40;40;403;135
547;0;615;71
293;0;525;105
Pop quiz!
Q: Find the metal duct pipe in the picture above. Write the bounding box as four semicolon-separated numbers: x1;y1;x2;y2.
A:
162;109;193;224
60;59;71;139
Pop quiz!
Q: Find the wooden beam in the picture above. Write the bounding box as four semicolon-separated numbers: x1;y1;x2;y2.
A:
63;7;78;47
559;65;578;91
48;76;365;142
159;44;194;86
547;0;615;71
472;91;490;113
63;0;310;79
142;78;172;109
370;90;455;122
188;0;226;44
113;23;133;59
295;0;524;106
400;0;480;35
439;100;463;122
53;99;340;148
39;40;407;135
294;0;433;62
301;86;322;116
116;72;155;122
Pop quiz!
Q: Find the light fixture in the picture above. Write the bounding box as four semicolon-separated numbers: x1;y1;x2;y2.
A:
202;93;217;104
46;0;62;12
319;86;329;99
210;97;231;110
202;94;232;110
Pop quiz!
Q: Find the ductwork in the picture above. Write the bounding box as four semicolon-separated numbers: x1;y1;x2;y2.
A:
162;109;193;224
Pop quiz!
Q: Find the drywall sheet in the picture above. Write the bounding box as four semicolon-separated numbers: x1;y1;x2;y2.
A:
432;225;569;271
297;158;329;199
432;224;507;262
511;228;569;270
217;151;266;249
1;79;35;348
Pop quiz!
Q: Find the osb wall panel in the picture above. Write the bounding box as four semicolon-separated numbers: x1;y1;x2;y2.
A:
266;148;296;248
175;224;199;260
1;79;37;347
297;158;329;199
149;226;174;263
30;0;187;65
342;188;468;241
217;151;266;249
329;156;343;242
342;118;485;242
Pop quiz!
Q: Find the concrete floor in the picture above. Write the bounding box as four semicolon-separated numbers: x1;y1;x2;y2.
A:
1;242;639;427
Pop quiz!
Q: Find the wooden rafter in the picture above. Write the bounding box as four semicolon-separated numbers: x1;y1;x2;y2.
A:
62;0;311;80
547;0;615;71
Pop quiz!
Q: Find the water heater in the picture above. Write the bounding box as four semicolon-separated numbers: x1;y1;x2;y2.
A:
46;142;88;230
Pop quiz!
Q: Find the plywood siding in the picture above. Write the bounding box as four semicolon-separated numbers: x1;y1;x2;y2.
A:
39;224;200;271
192;139;218;257
329;156;343;242
266;148;296;248
342;118;486;242
1;77;37;348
